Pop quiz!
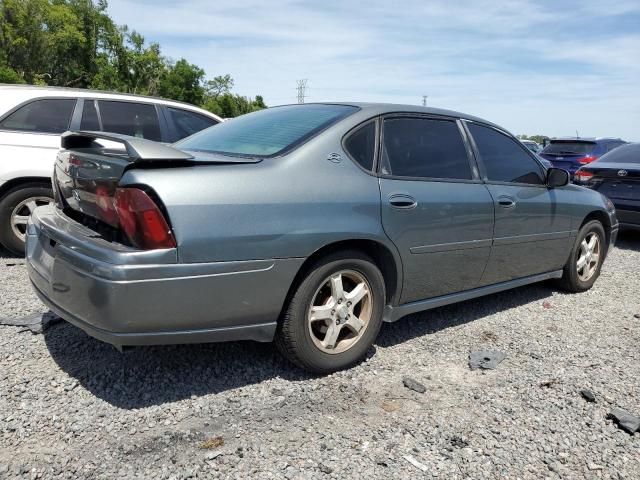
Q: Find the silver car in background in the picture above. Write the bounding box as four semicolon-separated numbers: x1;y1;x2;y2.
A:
26;103;617;373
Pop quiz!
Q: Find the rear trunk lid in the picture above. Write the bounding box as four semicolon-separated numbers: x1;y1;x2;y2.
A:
54;131;261;243
581;163;640;202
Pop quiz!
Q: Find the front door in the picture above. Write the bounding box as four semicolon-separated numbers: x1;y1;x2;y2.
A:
464;122;573;285
378;115;495;304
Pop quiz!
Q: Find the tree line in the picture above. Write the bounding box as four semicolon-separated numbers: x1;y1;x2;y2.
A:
0;0;266;117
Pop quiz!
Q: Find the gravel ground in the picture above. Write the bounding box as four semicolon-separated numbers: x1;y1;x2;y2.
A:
1;233;639;479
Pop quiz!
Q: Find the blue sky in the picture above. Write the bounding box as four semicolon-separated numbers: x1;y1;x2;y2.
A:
108;0;640;140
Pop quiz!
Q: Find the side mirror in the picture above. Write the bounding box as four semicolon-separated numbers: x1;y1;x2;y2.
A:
546;167;570;188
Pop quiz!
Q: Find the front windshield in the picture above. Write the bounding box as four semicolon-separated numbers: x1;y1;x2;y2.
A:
175;104;358;157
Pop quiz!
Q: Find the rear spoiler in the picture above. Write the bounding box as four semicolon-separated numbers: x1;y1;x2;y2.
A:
60;131;194;162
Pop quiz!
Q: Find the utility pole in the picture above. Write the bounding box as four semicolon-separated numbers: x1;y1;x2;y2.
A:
296;79;308;104
422;95;428;107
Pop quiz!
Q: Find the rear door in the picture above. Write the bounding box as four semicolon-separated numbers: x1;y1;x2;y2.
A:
0;97;78;178
465;122;573;285
80;99;164;142
378;115;495;304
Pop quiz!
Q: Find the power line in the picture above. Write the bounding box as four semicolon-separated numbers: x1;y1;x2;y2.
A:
296;79;308;104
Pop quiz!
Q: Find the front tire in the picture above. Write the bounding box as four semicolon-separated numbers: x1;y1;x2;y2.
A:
557;220;606;293
0;184;54;256
275;250;385;374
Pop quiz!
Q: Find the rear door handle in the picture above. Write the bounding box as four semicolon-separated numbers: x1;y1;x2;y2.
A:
497;195;516;208
389;194;417;209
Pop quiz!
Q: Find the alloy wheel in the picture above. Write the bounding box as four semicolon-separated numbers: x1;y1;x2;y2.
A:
307;269;373;354
10;196;54;242
576;232;601;282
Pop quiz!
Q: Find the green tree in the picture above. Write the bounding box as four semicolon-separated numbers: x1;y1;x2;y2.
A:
158;58;205;104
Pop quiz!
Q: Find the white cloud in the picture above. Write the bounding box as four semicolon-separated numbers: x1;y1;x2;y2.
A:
107;0;640;140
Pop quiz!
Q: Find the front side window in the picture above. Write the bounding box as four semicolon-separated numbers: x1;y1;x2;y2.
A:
97;100;161;141
167;107;218;141
175;104;358;157
381;117;472;180
468;123;544;185
344;121;376;171
0;98;76;134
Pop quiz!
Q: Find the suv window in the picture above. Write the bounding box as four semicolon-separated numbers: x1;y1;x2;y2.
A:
97;100;161;141
344;121;376;171
468;123;544;185
167;107;217;141
0;98;76;134
381;117;472;180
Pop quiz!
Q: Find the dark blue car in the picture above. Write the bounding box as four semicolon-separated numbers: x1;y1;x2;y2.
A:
539;137;627;176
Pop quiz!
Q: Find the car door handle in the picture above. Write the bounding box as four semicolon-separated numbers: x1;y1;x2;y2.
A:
388;194;417;209
497;196;516;208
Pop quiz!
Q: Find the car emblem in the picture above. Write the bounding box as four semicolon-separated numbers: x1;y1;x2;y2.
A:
617;169;628;177
327;152;342;164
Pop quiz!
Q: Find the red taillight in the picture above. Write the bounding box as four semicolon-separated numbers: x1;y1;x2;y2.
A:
114;188;176;250
578;155;598;164
574;171;594;183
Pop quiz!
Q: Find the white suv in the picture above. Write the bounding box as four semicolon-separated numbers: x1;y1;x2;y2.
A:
0;85;222;254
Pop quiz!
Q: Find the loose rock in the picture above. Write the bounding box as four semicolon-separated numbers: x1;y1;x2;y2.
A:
469;351;506;370
580;389;596;403
607;408;640;435
402;376;426;393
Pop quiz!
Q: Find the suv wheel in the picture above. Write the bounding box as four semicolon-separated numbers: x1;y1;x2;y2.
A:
275;250;385;373
0;184;54;255
557;220;606;293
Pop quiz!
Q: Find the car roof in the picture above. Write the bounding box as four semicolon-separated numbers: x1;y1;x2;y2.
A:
278;102;507;131
0;84;222;121
550;136;625;143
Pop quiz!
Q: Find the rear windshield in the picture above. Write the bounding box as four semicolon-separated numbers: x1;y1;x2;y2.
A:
541;141;595;155
595;143;640;164
175;104;358;157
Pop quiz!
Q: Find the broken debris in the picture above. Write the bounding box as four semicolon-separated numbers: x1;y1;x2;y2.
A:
402;376;426;394
607;408;640;435
580;389;596;403
0;311;62;334
469;351;506;370
403;455;428;472
200;436;224;450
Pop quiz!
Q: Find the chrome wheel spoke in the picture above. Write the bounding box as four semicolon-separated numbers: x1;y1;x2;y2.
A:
11;215;29;227
576;255;587;270
330;274;344;300
345;315;365;334
586;235;597;251
345;282;368;306
322;323;341;349
310;303;334;323
590;253;600;265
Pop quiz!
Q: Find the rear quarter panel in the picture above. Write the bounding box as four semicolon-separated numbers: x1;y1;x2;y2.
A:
120;123;389;264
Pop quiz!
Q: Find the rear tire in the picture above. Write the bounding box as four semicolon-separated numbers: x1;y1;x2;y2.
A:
556;220;606;293
0;184;54;256
275;250;385;374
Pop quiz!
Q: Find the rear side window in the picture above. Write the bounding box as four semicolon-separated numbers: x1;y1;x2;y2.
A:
167;107;218;141
468;123;544;185
80;100;100;131
344;121;376;171
0;98;76;134
596;143;640;164
381;117;472;180
97;100;161;141
175;104;358;157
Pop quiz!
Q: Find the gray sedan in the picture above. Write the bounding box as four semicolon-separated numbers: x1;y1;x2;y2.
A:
26;103;618;373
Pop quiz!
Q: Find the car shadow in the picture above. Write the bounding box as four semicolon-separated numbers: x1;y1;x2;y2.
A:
614;230;640;252
43;282;554;409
